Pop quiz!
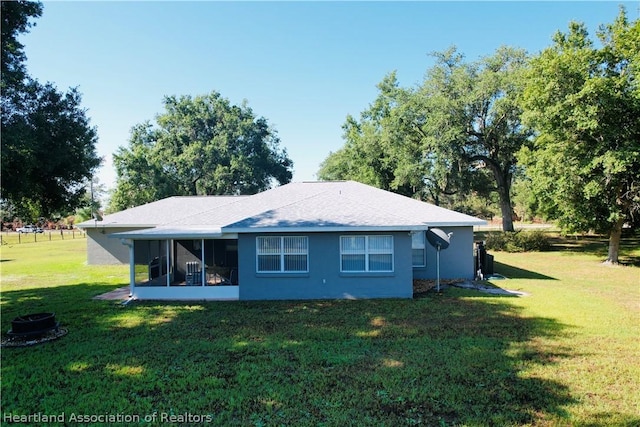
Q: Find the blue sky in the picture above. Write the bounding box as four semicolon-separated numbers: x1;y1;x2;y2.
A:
20;1;636;198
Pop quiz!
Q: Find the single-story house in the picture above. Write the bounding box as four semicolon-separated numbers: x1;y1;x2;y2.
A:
78;181;485;300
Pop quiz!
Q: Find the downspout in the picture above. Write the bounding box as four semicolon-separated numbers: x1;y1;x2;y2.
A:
120;239;135;297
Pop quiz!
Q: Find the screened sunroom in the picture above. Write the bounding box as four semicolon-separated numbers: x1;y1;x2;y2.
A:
115;228;240;300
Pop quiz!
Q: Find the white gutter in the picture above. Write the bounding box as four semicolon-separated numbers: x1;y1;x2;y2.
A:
109;227;226;240
77;223;157;230
108;222;487;239
221;222;486;234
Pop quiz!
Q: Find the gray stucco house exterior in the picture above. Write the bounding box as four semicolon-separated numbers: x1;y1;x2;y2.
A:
78;181;485;300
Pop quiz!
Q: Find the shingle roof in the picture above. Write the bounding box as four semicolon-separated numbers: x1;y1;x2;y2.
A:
78;195;248;227
219;181;484;230
80;181;485;238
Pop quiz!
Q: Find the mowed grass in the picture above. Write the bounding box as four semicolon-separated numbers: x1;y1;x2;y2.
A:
1;237;639;426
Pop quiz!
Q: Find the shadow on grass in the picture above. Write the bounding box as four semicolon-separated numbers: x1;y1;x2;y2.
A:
477;230;640;266
494;260;557;280
0;282;126;332
0;284;594;426
551;234;640;267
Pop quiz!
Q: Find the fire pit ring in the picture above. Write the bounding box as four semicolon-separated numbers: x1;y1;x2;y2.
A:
2;312;66;348
8;312;59;337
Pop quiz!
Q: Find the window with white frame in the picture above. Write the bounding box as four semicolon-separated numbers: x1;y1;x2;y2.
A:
340;235;394;272
411;231;426;267
256;236;308;273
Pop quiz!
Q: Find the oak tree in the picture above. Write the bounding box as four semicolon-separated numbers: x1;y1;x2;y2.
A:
110;92;293;210
520;7;639;263
320;47;531;230
1;1;101;220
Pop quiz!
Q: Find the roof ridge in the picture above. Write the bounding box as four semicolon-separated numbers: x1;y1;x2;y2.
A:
261;184;334;211
169;194;248;199
339;185;426;225
201;183;340;228
341;181;480;224
223;184;335;224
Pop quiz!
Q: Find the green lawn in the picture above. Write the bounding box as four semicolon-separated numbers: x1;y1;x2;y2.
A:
1;236;638;426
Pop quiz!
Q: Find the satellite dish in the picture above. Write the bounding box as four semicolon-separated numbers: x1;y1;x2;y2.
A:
426;228;451;250
426;228;452;293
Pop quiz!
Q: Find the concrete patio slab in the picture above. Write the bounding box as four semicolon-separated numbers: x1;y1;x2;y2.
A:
93;286;131;301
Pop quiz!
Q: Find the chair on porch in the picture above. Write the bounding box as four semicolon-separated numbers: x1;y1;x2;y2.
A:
185;261;202;286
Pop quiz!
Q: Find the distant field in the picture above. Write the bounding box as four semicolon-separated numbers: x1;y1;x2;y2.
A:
1;237;638;426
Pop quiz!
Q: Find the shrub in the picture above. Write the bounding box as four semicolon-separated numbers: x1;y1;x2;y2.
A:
485;230;551;252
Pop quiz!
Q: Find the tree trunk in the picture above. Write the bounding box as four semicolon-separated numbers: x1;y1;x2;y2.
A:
473;156;515;232
498;185;514;232
492;165;514;232
605;217;624;264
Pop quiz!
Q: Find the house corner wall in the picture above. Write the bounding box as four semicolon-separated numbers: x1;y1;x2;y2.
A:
412;226;475;281
85;227;141;265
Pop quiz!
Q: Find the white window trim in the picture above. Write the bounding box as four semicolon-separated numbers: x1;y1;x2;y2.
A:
340;235;394;273
256;236;309;273
411;231;426;268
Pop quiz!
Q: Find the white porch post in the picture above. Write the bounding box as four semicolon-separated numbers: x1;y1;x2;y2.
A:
166;239;171;287
201;238;205;286
129;241;135;296
120;239;135;297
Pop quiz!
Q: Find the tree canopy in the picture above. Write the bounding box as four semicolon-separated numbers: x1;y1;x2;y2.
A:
319;46;530;231
1;1;101;221
109;92;293;211
520;7;639;263
1;0;42;92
